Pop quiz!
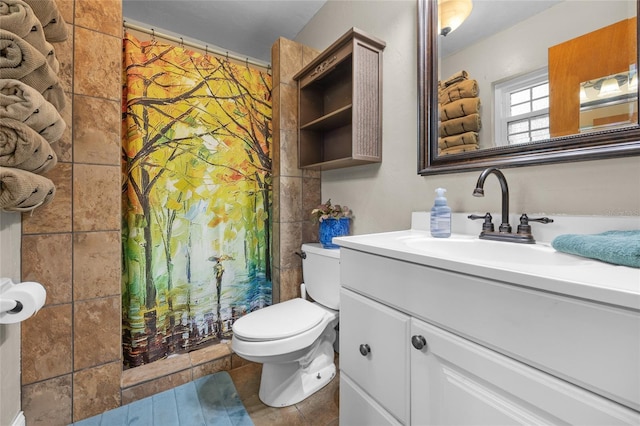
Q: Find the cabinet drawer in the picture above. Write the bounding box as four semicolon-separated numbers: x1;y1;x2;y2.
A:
340;288;410;424
340;374;401;426
410;318;640;425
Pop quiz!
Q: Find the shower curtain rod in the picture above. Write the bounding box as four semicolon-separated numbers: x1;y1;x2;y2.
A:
123;21;271;71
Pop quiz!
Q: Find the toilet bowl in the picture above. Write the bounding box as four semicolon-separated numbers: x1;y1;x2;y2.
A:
231;243;340;407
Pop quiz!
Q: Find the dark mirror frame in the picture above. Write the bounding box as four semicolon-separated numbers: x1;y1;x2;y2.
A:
418;0;640;175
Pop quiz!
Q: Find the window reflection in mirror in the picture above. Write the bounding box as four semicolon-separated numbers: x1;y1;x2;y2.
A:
438;0;637;152
419;0;640;175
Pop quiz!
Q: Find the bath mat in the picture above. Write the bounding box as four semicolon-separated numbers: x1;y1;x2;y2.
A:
71;371;253;426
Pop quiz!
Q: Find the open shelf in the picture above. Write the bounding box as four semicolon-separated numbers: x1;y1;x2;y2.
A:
294;28;386;170
300;105;353;131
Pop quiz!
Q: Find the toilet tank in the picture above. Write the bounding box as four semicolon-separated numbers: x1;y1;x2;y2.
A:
301;243;340;310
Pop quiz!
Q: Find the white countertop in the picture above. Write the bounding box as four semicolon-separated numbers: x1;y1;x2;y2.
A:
334;229;640;310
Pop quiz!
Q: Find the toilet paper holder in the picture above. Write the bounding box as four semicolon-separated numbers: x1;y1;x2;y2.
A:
0;277;46;324
0;298;23;314
1;278;26;314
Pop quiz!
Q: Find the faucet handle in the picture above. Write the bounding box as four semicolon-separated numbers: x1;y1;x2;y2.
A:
517;213;554;235
468;212;494;232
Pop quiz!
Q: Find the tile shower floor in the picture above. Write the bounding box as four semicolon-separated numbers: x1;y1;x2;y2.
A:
229;361;340;426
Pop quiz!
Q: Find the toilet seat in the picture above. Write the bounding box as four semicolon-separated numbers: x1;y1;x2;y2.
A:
232;298;339;359
233;298;327;341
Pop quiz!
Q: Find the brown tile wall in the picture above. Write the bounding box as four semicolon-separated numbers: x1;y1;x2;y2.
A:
18;2;318;423
271;38;322;304
20;0;124;424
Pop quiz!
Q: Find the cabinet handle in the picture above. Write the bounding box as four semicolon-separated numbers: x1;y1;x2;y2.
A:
411;335;427;350
359;344;371;356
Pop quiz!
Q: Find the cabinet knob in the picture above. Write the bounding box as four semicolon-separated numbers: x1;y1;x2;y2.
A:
411;335;427;350
359;344;371;356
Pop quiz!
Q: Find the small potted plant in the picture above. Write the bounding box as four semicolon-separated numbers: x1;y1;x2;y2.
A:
311;199;353;249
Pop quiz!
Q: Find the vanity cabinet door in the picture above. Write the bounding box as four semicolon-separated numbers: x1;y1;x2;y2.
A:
410;318;640;426
340;288;410;424
340;374;402;426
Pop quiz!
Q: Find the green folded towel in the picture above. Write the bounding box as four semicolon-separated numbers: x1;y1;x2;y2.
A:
551;230;640;268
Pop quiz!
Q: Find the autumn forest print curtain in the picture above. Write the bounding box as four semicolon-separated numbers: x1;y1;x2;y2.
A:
122;33;272;367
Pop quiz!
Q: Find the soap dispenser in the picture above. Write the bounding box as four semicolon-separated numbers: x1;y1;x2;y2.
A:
430;187;451;238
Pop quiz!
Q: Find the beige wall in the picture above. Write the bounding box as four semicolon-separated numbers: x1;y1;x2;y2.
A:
296;0;640;236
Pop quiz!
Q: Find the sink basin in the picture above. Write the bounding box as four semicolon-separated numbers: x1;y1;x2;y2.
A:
398;233;580;266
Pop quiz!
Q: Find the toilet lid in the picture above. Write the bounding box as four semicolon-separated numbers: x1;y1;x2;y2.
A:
233;298;326;341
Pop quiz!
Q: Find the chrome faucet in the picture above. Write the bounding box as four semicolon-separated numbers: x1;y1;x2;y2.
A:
469;167;553;243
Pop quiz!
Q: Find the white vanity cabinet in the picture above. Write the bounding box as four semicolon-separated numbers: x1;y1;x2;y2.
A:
338;246;640;425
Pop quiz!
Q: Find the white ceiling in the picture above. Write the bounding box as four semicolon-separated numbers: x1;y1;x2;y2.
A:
122;0;327;63
122;0;565;63
440;0;563;57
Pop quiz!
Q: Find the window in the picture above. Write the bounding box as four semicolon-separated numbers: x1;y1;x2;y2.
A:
494;68;550;146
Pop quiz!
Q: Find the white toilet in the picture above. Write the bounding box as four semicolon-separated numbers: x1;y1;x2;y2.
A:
231;243;340;407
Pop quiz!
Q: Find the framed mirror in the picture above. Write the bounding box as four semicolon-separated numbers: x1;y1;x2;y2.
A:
418;0;640;175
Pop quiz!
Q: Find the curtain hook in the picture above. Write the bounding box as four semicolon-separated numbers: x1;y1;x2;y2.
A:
245;58;249;67
205;44;208;56
226;51;229;61
180;37;184;47
151;28;155;41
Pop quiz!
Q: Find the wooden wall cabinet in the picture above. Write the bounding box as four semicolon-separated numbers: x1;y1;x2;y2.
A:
293;28;386;170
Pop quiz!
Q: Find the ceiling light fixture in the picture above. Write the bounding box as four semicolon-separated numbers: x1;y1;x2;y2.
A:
439;0;473;37
598;77;622;97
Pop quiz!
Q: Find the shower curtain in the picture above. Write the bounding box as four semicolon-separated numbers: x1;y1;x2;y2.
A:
122;33;272;367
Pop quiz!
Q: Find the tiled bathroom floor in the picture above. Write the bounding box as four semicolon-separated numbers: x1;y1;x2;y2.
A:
228;361;340;426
